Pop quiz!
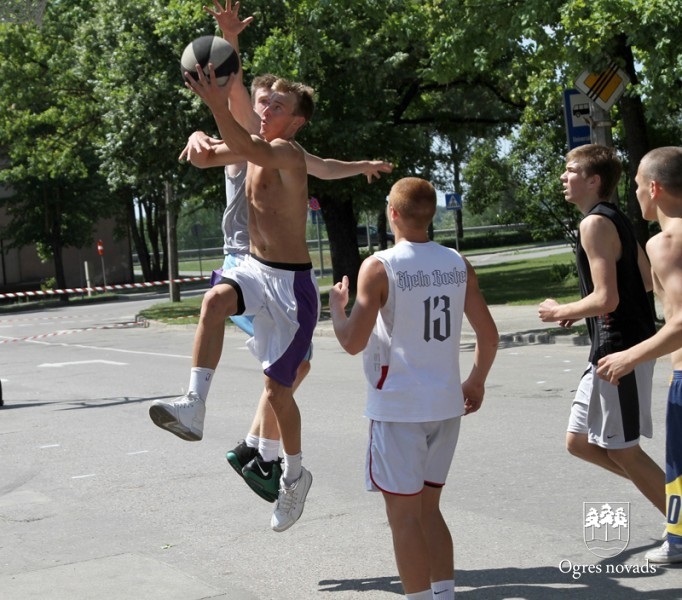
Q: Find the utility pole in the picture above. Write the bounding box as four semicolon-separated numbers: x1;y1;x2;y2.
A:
165;181;180;302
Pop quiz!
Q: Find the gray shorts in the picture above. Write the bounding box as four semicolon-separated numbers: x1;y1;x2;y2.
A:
366;417;462;495
567;361;654;449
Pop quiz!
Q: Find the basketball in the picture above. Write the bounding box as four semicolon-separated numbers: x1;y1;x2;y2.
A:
180;36;239;86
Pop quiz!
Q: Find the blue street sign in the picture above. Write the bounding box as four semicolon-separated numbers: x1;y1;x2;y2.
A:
445;193;462;211
563;88;592;150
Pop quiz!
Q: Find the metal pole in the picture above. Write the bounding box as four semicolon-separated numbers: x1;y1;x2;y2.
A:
165;181;180;302
315;217;324;276
589;103;613;147
99;254;107;289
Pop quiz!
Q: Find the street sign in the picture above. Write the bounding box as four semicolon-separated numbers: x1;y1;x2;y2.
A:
575;63;629;112
310;209;324;225
445;192;462;211
563;89;592;150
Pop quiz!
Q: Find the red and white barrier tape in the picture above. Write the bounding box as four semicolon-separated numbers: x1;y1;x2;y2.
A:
0;317;149;344
0;276;210;300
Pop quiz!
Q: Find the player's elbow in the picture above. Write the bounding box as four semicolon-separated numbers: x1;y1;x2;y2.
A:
334;332;366;356
340;338;365;355
188;155;211;169
593;289;619;315
602;294;620;314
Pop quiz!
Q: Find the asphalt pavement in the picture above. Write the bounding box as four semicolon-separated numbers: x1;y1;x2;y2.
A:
1;280;680;599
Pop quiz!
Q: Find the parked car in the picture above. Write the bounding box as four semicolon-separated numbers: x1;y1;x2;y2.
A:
356;225;395;247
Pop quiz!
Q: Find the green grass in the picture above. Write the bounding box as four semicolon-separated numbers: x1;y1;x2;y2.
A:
138;296;204;325
476;252;580;305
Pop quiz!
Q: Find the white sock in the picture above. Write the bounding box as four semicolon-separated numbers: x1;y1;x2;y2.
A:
258;438;280;462
431;579;455;599
188;367;214;401
245;434;259;449
405;590;431;600
282;451;302;486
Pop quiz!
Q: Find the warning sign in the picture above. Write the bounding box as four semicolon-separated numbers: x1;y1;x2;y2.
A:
575;63;629;112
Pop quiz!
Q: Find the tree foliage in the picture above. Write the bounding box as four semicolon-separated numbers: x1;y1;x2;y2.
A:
0;0;113;290
2;0;682;291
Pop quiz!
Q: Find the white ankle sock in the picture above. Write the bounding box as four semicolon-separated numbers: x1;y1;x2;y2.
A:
405;590;431;600
431;579;455;599
188;367;214;401
245;434;259;449
282;451;302;486
258;438;280;462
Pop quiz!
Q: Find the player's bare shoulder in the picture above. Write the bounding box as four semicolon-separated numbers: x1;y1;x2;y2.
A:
648;222;682;267
580;211;616;238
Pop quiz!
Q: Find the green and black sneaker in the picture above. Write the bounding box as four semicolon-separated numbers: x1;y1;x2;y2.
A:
242;455;283;503
225;440;258;479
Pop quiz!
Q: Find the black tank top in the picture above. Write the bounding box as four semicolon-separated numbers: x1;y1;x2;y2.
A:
576;201;655;364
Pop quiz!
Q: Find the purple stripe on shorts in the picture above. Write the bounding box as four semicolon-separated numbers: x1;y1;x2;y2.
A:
264;270;319;387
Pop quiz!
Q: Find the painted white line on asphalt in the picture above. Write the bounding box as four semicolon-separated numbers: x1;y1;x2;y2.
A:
38;360;127;368
126;450;149;455
39;444;61;449
29;340;191;360
71;474;96;479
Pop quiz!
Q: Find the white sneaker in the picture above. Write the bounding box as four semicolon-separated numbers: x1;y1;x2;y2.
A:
271;467;313;532
149;392;205;441
645;540;682;564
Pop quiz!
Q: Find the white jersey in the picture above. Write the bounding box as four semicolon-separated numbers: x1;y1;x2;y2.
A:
222;165;250;255
363;241;468;422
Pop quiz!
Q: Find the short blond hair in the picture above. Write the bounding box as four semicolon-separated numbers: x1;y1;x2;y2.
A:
389;177;436;228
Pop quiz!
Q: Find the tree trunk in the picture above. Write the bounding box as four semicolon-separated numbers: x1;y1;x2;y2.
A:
126;195;152;282
46;184;68;300
377;208;390;249
614;34;650;248
319;195;361;293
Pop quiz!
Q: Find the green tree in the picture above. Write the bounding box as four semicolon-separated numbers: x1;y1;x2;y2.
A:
0;1;115;293
79;0;217;282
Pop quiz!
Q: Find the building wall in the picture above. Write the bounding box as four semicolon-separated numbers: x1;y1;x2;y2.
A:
0;202;132;292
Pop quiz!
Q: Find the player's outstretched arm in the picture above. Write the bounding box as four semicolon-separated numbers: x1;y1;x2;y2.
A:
204;0;258;133
305;154;394;183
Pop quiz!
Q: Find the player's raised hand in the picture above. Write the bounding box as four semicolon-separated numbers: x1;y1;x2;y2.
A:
204;0;253;40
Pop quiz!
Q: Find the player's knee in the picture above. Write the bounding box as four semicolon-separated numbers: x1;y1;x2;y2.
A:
201;286;235;321
566;433;586;458
264;381;295;412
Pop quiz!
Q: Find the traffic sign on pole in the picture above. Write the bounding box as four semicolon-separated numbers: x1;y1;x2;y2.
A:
563;89;592;150
445;193;462;211
574;62;629;112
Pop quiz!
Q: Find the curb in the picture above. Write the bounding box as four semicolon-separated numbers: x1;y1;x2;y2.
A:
141;316;591;348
